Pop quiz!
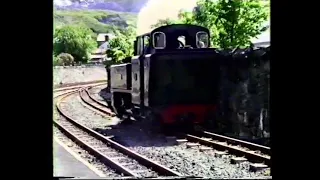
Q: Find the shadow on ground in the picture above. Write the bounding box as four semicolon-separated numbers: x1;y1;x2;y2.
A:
96;86;270;147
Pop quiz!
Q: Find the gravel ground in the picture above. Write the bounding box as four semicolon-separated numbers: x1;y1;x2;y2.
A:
89;85;109;105
97;86;112;101
54;114;159;177
58;93;119;128
83;86;271;178
96;118;271;179
53;126;119;177
54;87;271;179
53;66;107;86
132;144;270;178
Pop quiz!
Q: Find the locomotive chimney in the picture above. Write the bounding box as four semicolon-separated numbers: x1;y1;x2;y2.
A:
105;35;109;42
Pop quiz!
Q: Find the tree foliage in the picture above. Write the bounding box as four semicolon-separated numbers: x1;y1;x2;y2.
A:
53;25;97;63
150;18;177;29
106;27;136;66
152;0;269;48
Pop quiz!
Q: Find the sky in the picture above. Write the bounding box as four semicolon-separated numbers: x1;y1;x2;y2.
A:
136;0;198;35
137;0;270;42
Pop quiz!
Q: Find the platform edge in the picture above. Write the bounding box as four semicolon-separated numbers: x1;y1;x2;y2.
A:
54;137;106;177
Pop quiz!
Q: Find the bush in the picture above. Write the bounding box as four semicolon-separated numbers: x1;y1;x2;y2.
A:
57;53;75;66
53;55;59;66
53;25;97;63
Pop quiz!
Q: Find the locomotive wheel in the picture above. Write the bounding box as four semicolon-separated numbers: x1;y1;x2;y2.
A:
106;100;113;109
161;124;175;136
193;124;204;133
112;93;125;118
148;112;162;133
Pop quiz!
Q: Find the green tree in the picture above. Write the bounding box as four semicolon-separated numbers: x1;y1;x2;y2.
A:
53;25;97;63
150;18;178;29
106;27;136;65
153;0;269;48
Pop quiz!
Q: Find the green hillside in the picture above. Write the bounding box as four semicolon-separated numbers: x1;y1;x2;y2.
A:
54;10;137;33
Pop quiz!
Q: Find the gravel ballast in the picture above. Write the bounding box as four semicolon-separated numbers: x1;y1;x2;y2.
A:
95;116;271;179
53;126;119;177
88;86;271;178
54;115;159;177
58;93;119;128
89;85;109;105
54;87;271;179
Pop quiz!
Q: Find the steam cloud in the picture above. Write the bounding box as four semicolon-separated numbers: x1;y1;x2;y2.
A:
136;0;197;35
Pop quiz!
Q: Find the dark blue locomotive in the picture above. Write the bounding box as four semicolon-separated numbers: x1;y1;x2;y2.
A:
105;24;222;131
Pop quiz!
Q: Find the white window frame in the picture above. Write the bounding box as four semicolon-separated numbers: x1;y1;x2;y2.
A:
196;31;209;48
152;31;166;49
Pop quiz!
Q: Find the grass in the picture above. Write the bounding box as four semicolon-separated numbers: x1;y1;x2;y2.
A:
54;10;137;33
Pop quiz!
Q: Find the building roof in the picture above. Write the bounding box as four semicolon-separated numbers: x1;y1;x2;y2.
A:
96;33;115;42
90;54;107;59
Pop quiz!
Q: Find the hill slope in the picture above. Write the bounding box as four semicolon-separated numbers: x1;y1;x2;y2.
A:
54;10;137;33
54;0;148;13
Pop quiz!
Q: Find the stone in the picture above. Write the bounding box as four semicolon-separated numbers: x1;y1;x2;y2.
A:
249;163;268;172
215;151;228;157
199;147;213;152
230;157;247;164
176;139;188;145
201;137;212;141
186;143;200;148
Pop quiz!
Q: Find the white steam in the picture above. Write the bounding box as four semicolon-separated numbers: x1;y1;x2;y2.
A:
136;0;197;35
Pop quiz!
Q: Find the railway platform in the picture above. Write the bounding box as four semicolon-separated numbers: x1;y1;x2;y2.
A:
53;138;103;178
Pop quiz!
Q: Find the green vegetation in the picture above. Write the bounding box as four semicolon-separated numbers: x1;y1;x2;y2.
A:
152;0;269;48
54;53;75;66
53;0;269;66
54;10;137;33
53;25;97;63
105;27;136;66
53;9;137;65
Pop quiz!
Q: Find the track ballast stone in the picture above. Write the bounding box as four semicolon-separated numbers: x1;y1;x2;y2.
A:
89;85;109;105
54;115;159;178
53;127;119;177
59;93;119;128
96;117;271;179
55;86;271;178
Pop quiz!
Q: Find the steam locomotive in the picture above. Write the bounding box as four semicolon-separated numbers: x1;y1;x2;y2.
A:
105;24;223;132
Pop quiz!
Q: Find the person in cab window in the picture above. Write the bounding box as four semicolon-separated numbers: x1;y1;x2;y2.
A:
198;40;205;48
143;37;151;54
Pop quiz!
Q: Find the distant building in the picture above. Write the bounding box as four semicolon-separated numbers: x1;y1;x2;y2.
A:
89;33;115;63
89;54;108;63
96;33;115;46
253;41;270;47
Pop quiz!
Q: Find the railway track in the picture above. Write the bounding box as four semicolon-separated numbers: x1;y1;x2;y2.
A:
54;80;107;92
81;88;271;173
79;88;115;117
54;89;182;178
180;132;271;171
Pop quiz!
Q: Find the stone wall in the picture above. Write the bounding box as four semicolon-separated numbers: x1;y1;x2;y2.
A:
214;48;270;142
53;65;107;86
